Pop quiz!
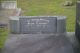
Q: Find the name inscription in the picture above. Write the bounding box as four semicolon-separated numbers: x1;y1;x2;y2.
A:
27;19;49;25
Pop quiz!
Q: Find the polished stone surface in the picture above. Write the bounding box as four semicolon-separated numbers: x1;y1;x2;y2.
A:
2;32;78;53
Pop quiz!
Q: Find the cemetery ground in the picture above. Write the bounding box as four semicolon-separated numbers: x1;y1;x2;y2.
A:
0;0;76;50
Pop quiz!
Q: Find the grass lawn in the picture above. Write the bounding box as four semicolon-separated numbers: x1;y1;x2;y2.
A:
17;0;76;32
0;27;8;48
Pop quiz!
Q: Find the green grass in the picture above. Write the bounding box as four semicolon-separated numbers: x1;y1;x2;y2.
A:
17;0;76;32
0;28;8;48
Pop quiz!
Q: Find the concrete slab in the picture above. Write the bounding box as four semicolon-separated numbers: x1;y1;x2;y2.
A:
1;32;79;53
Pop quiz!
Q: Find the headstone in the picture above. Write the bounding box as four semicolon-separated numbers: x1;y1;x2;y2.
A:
1;1;17;9
9;16;66;34
2;16;75;53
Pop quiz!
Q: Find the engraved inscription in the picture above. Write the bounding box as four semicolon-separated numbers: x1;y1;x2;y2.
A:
27;19;49;25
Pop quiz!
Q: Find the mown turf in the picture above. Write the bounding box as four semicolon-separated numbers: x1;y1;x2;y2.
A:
17;0;76;32
0;28;8;48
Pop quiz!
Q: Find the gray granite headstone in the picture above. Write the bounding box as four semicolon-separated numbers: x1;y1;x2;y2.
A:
9;16;66;34
2;16;74;53
1;1;17;9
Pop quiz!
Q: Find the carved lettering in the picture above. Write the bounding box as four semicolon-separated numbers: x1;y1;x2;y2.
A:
27;19;49;25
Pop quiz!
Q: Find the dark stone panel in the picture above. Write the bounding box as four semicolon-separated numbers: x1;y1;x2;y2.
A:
20;16;57;34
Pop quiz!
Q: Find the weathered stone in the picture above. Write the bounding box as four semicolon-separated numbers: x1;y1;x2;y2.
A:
2;34;74;53
57;16;66;33
9;16;66;34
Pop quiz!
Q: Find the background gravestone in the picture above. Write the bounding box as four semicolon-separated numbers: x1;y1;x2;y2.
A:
1;1;17;9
